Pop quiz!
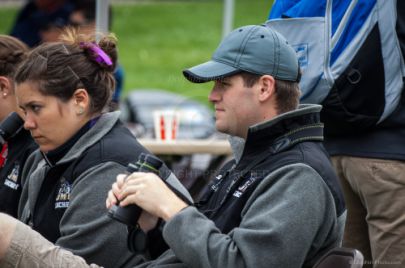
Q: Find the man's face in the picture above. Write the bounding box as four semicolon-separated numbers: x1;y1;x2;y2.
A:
208;74;260;139
69;11;95;35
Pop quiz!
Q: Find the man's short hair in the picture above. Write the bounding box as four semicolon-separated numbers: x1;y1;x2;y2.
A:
239;72;300;114
274;79;300;114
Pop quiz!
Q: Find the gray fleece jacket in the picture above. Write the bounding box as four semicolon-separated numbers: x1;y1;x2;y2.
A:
137;105;346;268
17;112;191;268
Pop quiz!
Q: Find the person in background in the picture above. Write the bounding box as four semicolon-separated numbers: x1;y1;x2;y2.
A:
0;24;346;268
322;2;405;267
0;28;191;268
0;35;37;217
10;0;74;47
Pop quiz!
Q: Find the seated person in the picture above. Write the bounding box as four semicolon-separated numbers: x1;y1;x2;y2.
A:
110;24;347;268
0;28;189;268
0;35;37;217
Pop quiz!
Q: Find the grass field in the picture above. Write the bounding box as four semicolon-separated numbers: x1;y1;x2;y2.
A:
0;0;272;105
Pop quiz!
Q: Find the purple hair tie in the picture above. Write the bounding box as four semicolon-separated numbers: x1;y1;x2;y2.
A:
80;42;113;66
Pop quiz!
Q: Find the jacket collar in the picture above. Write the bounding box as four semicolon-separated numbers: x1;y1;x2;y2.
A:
229;104;323;163
49;111;121;165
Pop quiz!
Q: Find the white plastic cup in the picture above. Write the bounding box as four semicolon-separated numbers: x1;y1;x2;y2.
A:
153;110;180;141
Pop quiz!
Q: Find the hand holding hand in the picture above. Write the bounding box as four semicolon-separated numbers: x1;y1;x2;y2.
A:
106;172;188;221
106;174;160;231
117;172;188;221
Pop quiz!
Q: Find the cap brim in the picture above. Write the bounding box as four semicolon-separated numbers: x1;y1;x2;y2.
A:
183;60;241;83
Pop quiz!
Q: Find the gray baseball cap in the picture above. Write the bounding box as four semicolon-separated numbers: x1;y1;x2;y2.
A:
183;24;300;83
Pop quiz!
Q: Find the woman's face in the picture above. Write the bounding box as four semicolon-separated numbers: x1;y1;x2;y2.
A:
16;82;88;152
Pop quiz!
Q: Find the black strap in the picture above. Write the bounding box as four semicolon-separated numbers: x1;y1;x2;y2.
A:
209;123;324;218
269;123;324;154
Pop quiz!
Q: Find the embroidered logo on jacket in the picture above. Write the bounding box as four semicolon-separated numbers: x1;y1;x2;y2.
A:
4;164;20;190
55;178;71;209
211;174;223;192
233;176;257;198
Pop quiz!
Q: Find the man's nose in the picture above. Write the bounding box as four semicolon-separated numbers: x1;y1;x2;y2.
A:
208;85;221;103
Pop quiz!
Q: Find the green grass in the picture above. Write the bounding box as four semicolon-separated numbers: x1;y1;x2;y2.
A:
0;7;18;33
0;0;272;105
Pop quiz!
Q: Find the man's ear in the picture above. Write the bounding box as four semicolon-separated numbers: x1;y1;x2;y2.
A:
72;88;90;114
0;76;13;98
258;75;276;102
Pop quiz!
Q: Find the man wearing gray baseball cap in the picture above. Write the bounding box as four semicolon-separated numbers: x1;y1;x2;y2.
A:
0;25;345;268
109;24;346;267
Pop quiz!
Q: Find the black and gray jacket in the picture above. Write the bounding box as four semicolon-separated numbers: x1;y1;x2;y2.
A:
0;128;37;217
18;112;190;268
139;104;346;268
324;1;405;161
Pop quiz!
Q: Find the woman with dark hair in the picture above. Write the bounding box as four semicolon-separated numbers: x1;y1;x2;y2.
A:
0;29;179;267
0;35;37;217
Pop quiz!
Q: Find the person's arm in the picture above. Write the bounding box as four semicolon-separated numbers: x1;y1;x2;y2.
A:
18;149;42;220
56;162;145;268
0;213;17;260
159;163;340;268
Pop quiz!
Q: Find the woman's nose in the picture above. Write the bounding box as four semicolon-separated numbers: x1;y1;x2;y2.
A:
23;115;36;130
